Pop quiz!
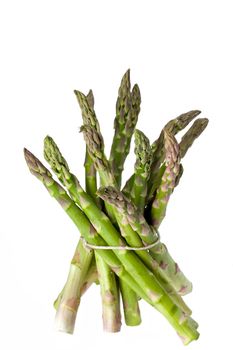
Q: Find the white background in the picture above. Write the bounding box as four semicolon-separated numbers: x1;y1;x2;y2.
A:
0;1;232;349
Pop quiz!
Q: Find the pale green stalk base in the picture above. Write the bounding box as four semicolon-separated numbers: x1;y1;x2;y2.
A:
54;240;93;333
95;252;121;332
119;278;141;326
54;255;98;310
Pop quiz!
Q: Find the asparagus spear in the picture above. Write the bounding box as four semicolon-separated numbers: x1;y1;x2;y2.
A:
53;256;98;310
75;89;121;331
74;87;141;323
74;89;101;132
80;125;192;296
97;186;191;314
24;148;93;333
95;253;121;332
146;110;201;203
173;118;209;187
179;118;209;158
150;118;209;228
73;105;116;222
80;126;192;295
24;149;129;331
74;88;115;215
55;239;93;333
80;125;115;186
119;278;141;326
80;123;145;325
54;90;99;313
164;110;201;135
86;89;95;111
123;110;200;205
42;138;196;328
44;133;141;326
80;256;99;294
74;89;139;327
24;148;199;344
150;130;180;228
43;137;121;333
74;89;102;206
149;133;192;293
97;185;192;296
109;70;141;187
131;129;152;212
83;90;101;205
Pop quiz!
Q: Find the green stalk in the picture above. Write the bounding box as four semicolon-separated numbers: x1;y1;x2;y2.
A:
97;186;193;299
131;129;152;212
55;239;93;333
75;89;102;207
146;110;201;203
24;149;199;344
80;124;142;325
164;110;201;135
95;253;121;332
148;118;209;221
75;89;121;331
54;90;98;314
44;132;140;327
179;118;208;157
52;90;102;330
53;256;98;310
119;278;141;326
75;89;138;329
75;91;133;331
150;118;209;228
43;135;195;323
79;125;192;296
75;90;115;220
80;255;99;293
109;70;141;187
122;173;135;198
150;130;180;228
176;118;209;185
101;192;191;315
65;175;198;341
61;172;199;343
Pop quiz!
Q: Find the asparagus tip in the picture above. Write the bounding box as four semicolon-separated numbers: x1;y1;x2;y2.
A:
192;109;201;116
73;89;83;98
24;147;52;180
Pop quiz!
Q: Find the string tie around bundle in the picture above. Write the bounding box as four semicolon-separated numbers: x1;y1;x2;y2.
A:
80;230;160;251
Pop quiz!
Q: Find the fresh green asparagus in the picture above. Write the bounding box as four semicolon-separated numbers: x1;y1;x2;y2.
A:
44;133;141;327
109;70;141;187
24;148;199;344
42;139;197;330
97;185;192;296
97;186;192;314
147;110;201;203
179;118;209;158
80;125;192;294
24;70;208;345
75;89;121;331
73;92;142;327
131;129;152;211
150;130;180;228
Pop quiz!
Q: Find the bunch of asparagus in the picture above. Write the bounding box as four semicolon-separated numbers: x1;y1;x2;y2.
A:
24;70;208;345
